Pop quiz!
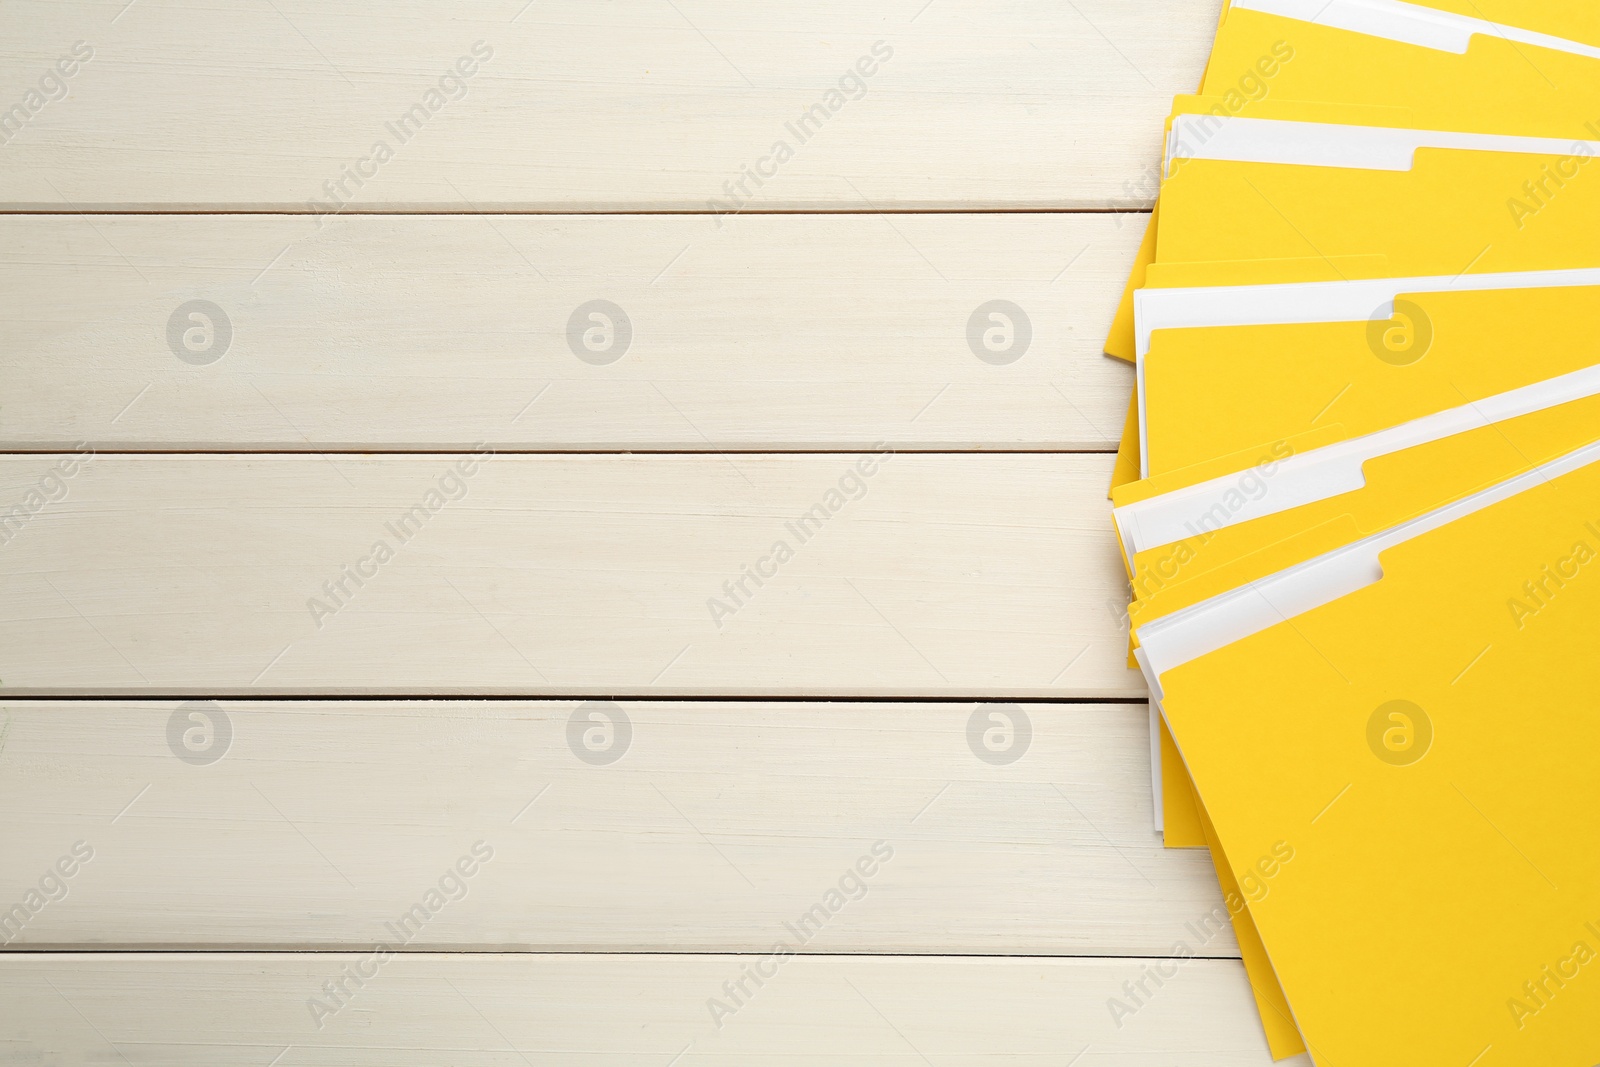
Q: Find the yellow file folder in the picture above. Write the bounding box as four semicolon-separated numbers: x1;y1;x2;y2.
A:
1137;283;1600;482
1133;438;1600;1067
1150;119;1600;291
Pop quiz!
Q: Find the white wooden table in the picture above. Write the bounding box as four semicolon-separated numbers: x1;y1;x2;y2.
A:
0;2;1311;1062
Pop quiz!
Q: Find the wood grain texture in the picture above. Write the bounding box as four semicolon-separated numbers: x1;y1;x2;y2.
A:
0;1;1214;211
0;700;1232;953
0;0;1285;1054
0;454;1142;697
0;954;1311;1066
0;213;1136;450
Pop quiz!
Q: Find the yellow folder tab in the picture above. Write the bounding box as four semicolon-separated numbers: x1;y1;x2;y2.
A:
1101;0;1600;361
1134;441;1600;1066
1137;284;1600;479
1151;117;1600;294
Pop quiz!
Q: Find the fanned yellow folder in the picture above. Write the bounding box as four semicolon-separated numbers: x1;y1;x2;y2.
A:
1135;284;1600;488
1148;114;1600;300
1133;439;1600;1066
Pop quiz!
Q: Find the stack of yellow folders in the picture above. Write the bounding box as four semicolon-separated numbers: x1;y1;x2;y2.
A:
1106;2;1600;1063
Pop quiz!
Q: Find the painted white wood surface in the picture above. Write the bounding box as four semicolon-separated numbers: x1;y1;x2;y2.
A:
0;213;1136;450
0;454;1142;697
0;700;1234;953
0;954;1311;1066
0;1;1214;211
0;0;1272;1056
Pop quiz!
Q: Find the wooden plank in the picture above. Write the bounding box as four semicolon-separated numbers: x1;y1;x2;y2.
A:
0;700;1232;954
0;954;1310;1065
0;453;1142;697
0;1;1215;211
0;213;1136;450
